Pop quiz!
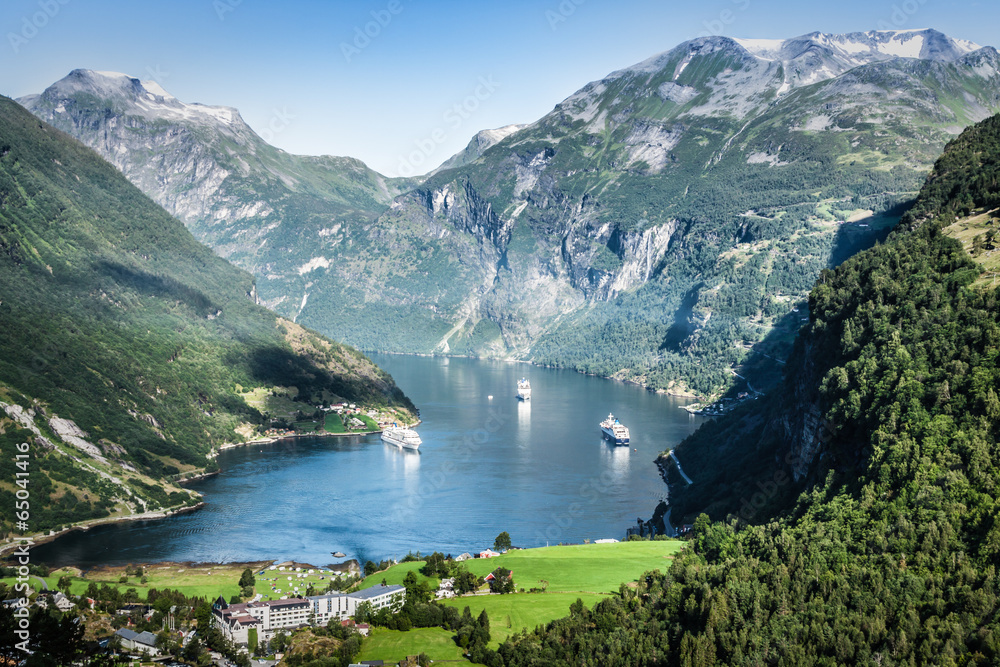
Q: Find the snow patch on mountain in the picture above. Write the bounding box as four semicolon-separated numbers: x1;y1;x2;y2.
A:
731;38;785;60
478;124;527;147
38;70;241;129
141;79;174;99
878;33;925;58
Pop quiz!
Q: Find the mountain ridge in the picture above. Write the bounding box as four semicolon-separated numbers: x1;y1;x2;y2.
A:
494;109;1000;667
0;94;413;540
20;28;1000;396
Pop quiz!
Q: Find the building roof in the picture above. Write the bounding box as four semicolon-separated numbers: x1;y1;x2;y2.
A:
350;584;404;601
232;615;260;627
307;592;348;603
115;628;139;641
134;631;158;647
266;597;309;608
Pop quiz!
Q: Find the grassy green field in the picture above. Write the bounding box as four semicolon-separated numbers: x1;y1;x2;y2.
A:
460;541;682;593
324;413;346;433
441;592;609;647
944;210;1000;284
357;627;470;663
355;541;684;656
256;565;349;601
3;563;251;600
358;541;683;595
4;561;351;602
357;560;440;591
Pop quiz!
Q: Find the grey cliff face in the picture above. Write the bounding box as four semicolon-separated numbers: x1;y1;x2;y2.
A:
20;32;1000;394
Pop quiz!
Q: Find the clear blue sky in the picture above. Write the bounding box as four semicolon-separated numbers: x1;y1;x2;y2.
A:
1;0;996;176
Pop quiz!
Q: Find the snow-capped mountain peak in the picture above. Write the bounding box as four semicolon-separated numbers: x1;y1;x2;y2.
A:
735;29;981;65
31;69;241;128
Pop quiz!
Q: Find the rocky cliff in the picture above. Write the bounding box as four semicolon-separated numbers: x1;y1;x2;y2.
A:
22;31;1000;395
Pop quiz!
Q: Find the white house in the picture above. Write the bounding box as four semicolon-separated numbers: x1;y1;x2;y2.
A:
51;591;75;612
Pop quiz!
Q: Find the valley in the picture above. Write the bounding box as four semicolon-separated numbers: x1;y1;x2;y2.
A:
3;13;1000;666
23;29;1000;398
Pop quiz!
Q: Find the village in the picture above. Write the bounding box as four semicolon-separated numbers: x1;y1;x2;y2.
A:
0;535;670;667
232;400;417;445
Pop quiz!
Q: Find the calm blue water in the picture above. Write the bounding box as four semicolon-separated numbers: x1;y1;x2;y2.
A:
32;355;705;567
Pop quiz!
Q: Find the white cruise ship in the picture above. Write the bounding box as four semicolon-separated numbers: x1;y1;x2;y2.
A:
516;378;531;401
599;413;630;445
381;426;422;450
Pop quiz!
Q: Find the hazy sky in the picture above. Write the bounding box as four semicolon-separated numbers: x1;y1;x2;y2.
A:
1;0;997;176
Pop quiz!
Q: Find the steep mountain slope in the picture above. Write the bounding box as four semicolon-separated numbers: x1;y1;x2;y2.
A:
321;29;997;396
0;96;413;539
19;69;416;317
23;30;1000;396
492;113;1000;667
431;124;529;174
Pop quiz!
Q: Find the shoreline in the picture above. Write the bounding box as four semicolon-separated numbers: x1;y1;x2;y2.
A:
10;422;426;562
217;429;381;452
216;419;423;454
0;501;206;557
370;350;708;400
8;540;668;574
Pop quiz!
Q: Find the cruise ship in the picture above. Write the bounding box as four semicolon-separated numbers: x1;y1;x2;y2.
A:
516;378;531;401
599;413;630;445
381;426;422;450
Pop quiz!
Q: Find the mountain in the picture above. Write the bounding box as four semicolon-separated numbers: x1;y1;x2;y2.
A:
493;113;1000;667
0;96;413;538
22;30;1000;396
431;124;529;174
19;69;417;318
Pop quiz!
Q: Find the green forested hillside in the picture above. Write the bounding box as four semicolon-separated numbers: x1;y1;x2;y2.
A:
27;37;1000;400
489;116;1000;666
0;96;412;538
297;37;998;397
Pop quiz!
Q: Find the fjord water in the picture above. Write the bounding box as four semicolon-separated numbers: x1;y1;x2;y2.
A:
33;355;705;567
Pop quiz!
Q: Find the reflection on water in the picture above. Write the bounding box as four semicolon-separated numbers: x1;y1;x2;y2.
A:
515;400;532;451
31;355;706;567
602;441;632;480
517;399;531;425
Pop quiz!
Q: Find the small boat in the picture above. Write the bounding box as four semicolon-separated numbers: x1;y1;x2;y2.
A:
331;551;346;558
